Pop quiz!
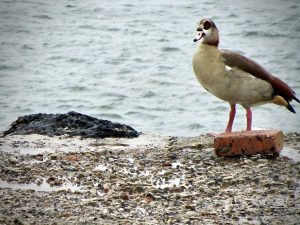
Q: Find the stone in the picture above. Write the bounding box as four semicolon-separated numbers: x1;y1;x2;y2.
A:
8;157;18;164
49;153;59;160
89;188;97;195
6;167;23;173
3;111;139;138
81;199;98;207
1;129;300;224
120;192;129;201
214;130;283;157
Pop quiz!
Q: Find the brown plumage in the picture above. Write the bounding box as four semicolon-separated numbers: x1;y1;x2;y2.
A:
221;49;300;112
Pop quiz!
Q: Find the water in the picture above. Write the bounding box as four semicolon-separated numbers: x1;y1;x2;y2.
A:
0;0;299;136
0;179;81;192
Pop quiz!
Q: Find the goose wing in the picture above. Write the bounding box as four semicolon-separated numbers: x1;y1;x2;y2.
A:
221;49;299;103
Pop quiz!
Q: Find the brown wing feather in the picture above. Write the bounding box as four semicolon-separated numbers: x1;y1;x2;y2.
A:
221;49;299;103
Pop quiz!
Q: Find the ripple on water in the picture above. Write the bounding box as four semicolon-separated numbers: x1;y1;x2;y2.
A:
187;123;205;130
67;58;87;63
161;46;181;52
66;4;75;8
99;113;123;119
117;68;131;74
228;13;238;18
78;25;96;30
21;44;34;50
16;29;31;34
98;104;114;110
57;104;73;110
0;64;23;71
47;56;64;60
158;38;169;42
243;30;288;38
141;91;156;98
104;59;121;65
32;15;53;20
67;86;90;92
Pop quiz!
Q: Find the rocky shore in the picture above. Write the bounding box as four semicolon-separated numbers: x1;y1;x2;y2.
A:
0;113;299;224
3;111;139;139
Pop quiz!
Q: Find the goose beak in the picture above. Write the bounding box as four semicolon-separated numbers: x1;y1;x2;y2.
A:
193;31;205;42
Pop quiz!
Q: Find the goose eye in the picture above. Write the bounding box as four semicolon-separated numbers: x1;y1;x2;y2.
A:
203;20;211;30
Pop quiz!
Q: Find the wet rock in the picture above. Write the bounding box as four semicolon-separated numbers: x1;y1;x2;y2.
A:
3;111;139;138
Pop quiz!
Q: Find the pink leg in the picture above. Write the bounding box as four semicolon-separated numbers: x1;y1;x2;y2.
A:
246;108;252;131
225;104;236;133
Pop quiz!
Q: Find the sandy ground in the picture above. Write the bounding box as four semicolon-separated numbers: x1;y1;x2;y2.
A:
0;132;300;224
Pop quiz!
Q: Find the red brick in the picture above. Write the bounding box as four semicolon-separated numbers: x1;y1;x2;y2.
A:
214;130;284;157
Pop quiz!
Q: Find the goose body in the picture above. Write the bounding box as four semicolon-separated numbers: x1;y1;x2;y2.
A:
192;19;299;132
193;44;273;106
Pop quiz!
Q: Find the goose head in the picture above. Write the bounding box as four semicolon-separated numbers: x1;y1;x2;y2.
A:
193;19;219;46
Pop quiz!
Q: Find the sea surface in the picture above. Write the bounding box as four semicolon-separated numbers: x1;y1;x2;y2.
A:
0;0;299;136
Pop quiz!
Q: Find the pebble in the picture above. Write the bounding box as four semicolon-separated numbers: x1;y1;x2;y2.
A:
89;188;97;195
205;187;215;196
223;175;234;182
6;167;23;173
49;153;59;160
0;133;299;224
8;157;18;164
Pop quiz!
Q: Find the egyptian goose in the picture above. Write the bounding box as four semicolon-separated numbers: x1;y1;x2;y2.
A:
192;18;299;132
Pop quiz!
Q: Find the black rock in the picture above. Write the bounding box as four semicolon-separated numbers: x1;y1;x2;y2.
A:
3;111;139;138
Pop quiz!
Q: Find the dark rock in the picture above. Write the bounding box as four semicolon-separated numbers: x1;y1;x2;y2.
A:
3;111;139;138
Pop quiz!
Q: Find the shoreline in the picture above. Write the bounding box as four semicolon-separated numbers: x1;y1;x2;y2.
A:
0;132;300;224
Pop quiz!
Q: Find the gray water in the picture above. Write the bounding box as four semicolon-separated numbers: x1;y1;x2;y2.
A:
0;0;300;136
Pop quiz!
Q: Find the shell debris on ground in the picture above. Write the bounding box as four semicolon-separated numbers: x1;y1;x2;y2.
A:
0;132;300;224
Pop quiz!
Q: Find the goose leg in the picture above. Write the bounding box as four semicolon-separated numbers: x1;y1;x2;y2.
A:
225;104;236;132
246;108;252;131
